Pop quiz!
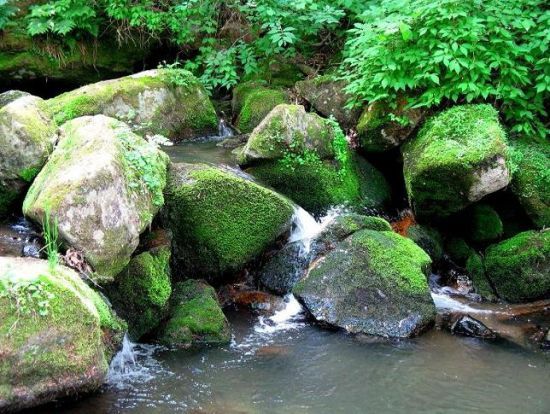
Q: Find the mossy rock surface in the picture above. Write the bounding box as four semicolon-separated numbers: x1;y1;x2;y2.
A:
163;163;293;281
484;230;550;303
0;92;56;217
357;99;424;153
402;104;510;218
159;279;230;348
445;237;472;266
109;246;172;340
46;69;217;141
233;82;289;133
465;252;497;301
509;138;550;228
315;214;392;247
0;257;125;412
294;229;435;338
295;76;361;128
23;115;169;283
464;204;503;244
406;224;444;262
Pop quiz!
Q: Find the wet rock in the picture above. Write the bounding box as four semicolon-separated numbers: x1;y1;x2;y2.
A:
542;330;550;350
46;69;218;141
402;105;510;218
219;285;284;313
22;241;41;258
23;115;169;283
293;229;436;338
406;224;444;262
465;252;498;302
0;92;56;217
162;162;293;281
484;230;550;303
357;98;425;152
451;315;497;339
0;257;125;413
259;242;309;295
159;279;230;348
295;76;361;128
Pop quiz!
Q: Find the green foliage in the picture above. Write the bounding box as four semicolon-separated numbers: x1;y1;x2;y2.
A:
42;207;60;272
0;271;55;319
27;0;100;38
340;0;549;139
0;0;17;30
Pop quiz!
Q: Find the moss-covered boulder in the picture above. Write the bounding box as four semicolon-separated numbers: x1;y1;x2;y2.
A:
293;229;436;338
232;82;289;133
159;279;230;348
445;237;472;266
109;246;171;340
46;69;217;141
0;257;125;412
315;214;392;248
402;105;510;218
509;139;550;228
240;105;390;213
0;29;147;84
23;115;169;283
465;252;497;301
406;224;444;262
163;163;293;281
464;204;503;244
484;230;550;303
357;99;425;153
295;76;361;128
0;91;56;217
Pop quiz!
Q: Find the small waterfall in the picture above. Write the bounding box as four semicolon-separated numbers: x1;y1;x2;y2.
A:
288;206;340;255
430;293;494;314
218;118;234;138
255;294;305;334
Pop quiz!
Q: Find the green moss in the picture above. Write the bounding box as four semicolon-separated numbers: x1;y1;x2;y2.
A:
236;88;288;133
110;247;171;340
406;225;444;262
465;252;497;301
484;230;550;303
18;166;40;183
465;204;503;243
164;164;294;280
509;138;550;228
445;237;472;266
159;279;230;347
402;104;508;218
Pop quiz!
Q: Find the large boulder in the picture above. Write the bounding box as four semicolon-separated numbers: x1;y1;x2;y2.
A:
163;163;294;281
0;91;56;216
463;204;503;244
295;76;361;128
46;69;218;141
484;230;550;303
159;279;230;348
402;105;510;218
509;139;550;228
23;115;169;283
108;246;172;340
240;104;390;213
232;81;289;133
293;229;436;338
405;224;443;262
357;99;424;152
0;257;125;412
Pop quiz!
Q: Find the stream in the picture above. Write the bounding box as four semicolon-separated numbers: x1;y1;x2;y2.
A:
15;132;550;414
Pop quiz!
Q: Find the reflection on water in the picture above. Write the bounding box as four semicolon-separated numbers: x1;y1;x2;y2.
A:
35;305;550;414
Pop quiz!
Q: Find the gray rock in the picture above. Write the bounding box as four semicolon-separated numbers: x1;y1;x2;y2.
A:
451;315;497;339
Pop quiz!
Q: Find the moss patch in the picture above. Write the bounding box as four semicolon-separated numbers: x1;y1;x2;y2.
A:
464;204;503;244
484;230;550;303
406;224;444;262
235;86;288;133
465;252;497;301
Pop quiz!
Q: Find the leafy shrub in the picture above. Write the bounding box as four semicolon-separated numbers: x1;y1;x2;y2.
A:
0;0;17;30
340;0;549;139
26;0;100;37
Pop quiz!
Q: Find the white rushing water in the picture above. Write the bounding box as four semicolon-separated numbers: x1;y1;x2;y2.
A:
218;118;234;138
288;206;341;254
431;292;494;314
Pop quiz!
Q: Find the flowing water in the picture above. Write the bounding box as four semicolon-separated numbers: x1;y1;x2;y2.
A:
26;129;550;413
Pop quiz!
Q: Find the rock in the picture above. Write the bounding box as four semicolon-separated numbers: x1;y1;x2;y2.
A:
357;99;425;152
509;138;550;228
108;246;171;340
484;230;550;303
463;203;503;244
162;163;293;281
219;286;283;313
46;69;217;141
23;115;169;283
260;214;392;295
465;252;497;301
450;315;497;339
233;82;289;133
0;92;56;217
241;105;390;213
293;229;436;338
0;257;125;412
402;105;510;218
295;76;361;128
159;280;230;348
406;224;444;262
445;237;472;266
238;104;335;165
